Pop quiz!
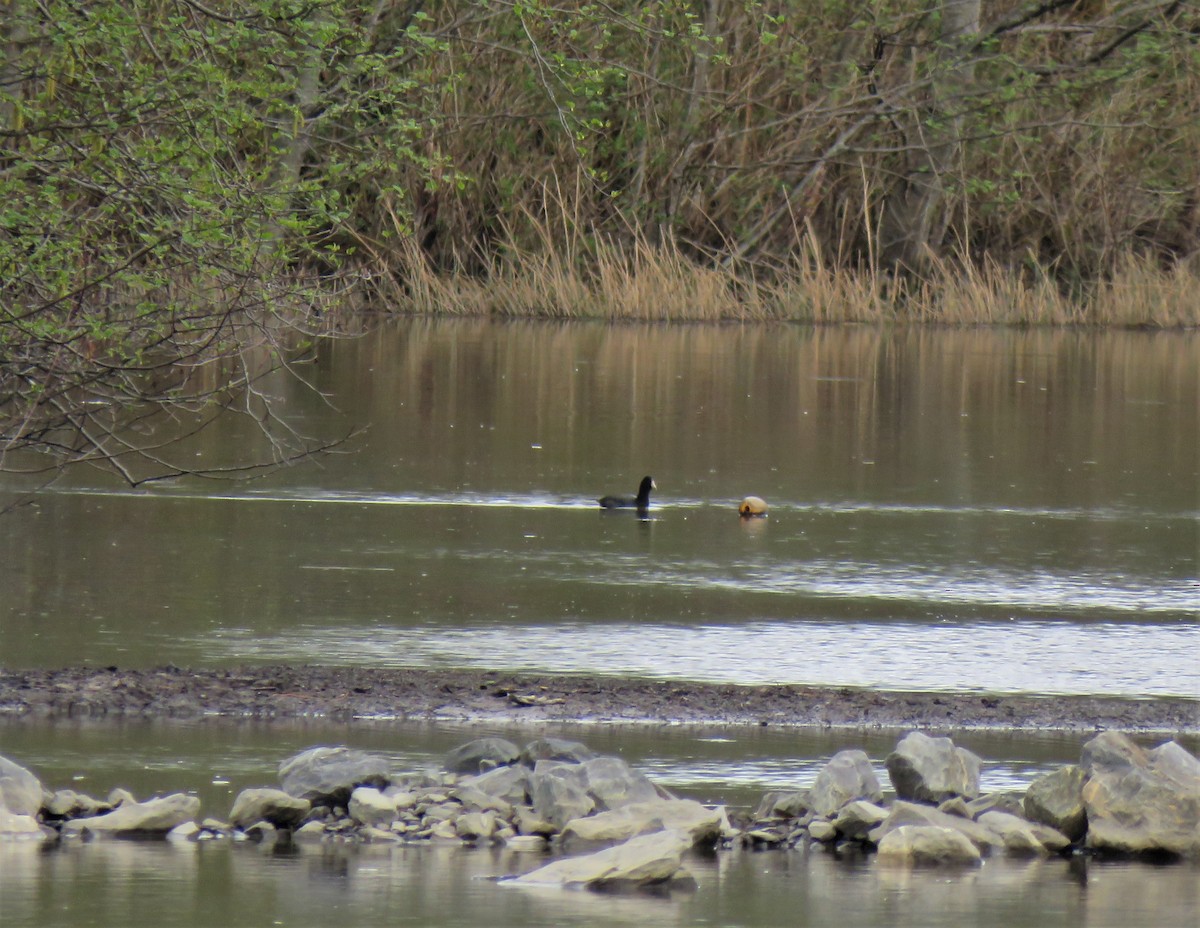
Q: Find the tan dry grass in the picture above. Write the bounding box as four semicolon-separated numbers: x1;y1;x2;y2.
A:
376;222;1200;327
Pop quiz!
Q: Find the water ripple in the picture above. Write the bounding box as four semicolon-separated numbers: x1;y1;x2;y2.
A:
201;619;1199;698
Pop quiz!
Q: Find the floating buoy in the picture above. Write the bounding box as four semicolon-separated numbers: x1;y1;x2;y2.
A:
738;496;768;518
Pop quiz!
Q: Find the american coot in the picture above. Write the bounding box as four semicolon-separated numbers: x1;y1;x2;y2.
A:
598;476;655;511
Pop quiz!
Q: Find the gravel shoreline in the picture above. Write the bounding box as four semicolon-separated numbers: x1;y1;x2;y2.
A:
2;666;1197;734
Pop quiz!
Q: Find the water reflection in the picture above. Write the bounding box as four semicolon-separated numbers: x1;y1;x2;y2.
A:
1;838;1196;928
1;322;1196;695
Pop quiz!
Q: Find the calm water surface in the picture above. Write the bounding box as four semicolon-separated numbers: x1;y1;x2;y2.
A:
1;321;1198;927
2;322;1196;695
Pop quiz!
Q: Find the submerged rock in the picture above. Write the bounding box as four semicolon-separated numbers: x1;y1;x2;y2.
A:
509;829;695;888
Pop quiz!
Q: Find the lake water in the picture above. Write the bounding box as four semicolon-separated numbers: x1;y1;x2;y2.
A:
1;321;1197;926
2;322;1196;694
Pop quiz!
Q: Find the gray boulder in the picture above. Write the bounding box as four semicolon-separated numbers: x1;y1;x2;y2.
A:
753;790;810;820
576;756;663;810
876;825;982;866
520;738;595;766
43;789;109;821
348;787;399;828
869;800;1004;854
455;810;498;840
0;755;45;817
444;738;520;775
509;829;695;888
1024;765;1087;841
977;810;1071;856
229;788;311;829
809;750;883;816
63;793;200;835
1081;732;1200;857
461;765;530;805
449;783;514;816
279;747;391;804
831;800;889;841
965;791;1026;820
529;763;594;829
0;806;44;839
885;732;981;803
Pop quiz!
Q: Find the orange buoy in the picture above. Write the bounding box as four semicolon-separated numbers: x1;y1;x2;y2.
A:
738;496;768;517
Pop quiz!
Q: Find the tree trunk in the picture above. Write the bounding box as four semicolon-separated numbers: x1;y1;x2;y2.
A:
879;0;980;274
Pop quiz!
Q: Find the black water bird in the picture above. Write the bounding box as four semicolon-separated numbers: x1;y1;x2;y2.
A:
598;476;656;512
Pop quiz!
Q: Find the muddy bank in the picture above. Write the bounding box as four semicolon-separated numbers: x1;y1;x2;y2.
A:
1;666;1196;734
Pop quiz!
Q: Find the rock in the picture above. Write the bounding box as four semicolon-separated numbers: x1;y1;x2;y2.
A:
520;738;595;766
0;755;45;817
348;787;399;828
1080;732;1200;857
383;788;417;811
831;800;889;841
463;765;530;805
429;819;460;841
575;756;663;810
529;763;594;830
561;799;727;847
294;821;327;841
809;750;883;816
876;825;982;866
361;825;401;843
107;788;136;807
248;821;281;843
869;800;1004;854
508;829;695;888
420;801;460;824
168;821;200;840
456;810;497;840
807;820;837;842
885;732;981;803
1023;765;1087;841
229;788;311;830
754;790;810;820
444;737;521;775
505;834;548;851
965;791;1026;820
278;747;390;805
977;810;1070;855
63;793;200;835
937;797;971;818
43;789;107;820
513;805;556;836
0;806;45;839
450;783;514;816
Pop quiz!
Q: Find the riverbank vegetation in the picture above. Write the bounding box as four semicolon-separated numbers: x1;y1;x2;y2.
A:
2;1;1197;481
